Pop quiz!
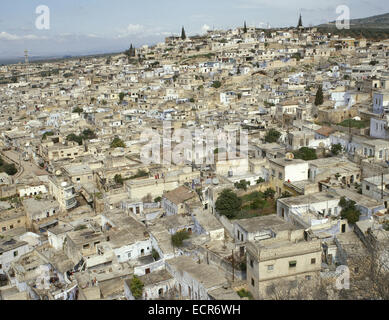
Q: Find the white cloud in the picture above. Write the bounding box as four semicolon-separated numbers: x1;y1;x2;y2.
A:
125;24;144;35
0;31;48;41
116;24;172;39
201;24;210;34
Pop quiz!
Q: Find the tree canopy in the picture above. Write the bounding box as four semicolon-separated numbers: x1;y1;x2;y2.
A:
110;137;126;148
215;189;242;219
129;276;144;300
339;197;360;224
314;85;324;106
265;128;281;143
293;147;317;161
331;143;342;156
181;27;186;40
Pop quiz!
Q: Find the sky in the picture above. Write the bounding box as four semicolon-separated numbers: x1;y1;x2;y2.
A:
0;0;389;59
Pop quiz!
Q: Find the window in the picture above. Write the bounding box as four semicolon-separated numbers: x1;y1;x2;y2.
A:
311;258;316;264
278;172;283;179
267;265;274;271
250;259;254;268
10;225;13;229
83;244;90;249
2;227;6;232
366;185;370;191
251;278;255;286
14;251;18;257
305;275;312;280
289;261;297;268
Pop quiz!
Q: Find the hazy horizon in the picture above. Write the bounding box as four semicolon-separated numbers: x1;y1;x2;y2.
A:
1;0;389;60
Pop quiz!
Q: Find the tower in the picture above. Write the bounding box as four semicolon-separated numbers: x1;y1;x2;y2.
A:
24;49;29;64
297;14;303;28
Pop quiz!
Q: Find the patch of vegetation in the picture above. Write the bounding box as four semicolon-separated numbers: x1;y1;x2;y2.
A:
129;169;148;180
339;197;361;224
129;275;144;300
211;80;222;89
110;137;126;148
0;158;17;176
264;188;276;199
331;143;343;156
152;248;160;261
75;224;87;231
171;230;191;247
264;128;281;143
338;119;368;129
42;131;54;140
215;189;242;219
293;147;317;161
234;180;250;191
154;196;162;203
237;289;254;300
114;174;123;185
256;177;265;184
72;107;84;114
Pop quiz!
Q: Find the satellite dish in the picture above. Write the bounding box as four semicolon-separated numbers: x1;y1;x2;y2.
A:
55;170;62;176
285;152;294;160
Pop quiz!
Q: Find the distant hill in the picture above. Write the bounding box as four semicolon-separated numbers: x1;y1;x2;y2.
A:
318;12;389;29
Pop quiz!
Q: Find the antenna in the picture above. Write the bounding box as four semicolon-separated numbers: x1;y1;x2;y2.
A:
24;49;29;64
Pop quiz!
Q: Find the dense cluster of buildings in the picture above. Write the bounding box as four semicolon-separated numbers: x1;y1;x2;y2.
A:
0;20;388;300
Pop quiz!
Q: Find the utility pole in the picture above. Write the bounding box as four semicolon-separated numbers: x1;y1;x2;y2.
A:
381;171;384;200
232;249;235;282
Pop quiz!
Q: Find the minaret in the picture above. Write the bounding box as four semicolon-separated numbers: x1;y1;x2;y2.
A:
297;14;303;28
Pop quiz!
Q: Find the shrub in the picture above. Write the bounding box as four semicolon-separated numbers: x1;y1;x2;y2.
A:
265;129;281;143
171;230;191;247
129;276;144;300
110;137;125;148
339;197;361;224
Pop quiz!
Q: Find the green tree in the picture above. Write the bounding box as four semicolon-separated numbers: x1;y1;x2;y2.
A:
339;197;361;224
66;133;83;145
264;188;276;199
171;230;190;247
154;196;162;203
114;174;123;185
72;107;83;114
256;177;265;184
211;81;222;88
234;180;250;191
181;26;186;40
119;92;126;102
265;128;281;143
293;147;317;161
110;137;125;148
4;163;17;176
331;143;342;156
152;248;160;261
314;85;324;106
279;191;292;199
82;129;96;140
42;131;54;140
215;189;242;219
129;276;144;300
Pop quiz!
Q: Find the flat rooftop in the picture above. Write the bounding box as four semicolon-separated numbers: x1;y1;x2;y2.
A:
233;214;297;234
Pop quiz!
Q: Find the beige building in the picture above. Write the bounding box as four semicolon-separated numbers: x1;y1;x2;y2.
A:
246;228;322;299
